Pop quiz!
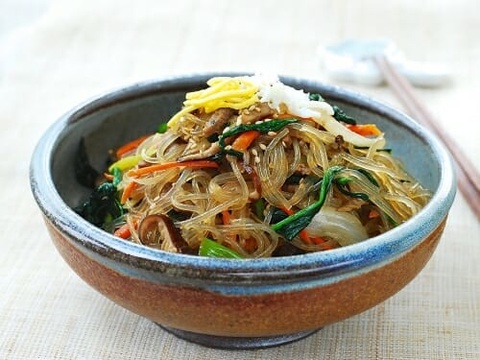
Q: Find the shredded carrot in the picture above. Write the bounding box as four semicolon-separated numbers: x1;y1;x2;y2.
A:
243;237;257;253
116;135;151;158
113;223;131;239
298;230;313;244
280;206;293;215
316;241;336;251
310;236;327;245
279;206;333;248
127;160;219;178
222;210;231;225
231;130;260;152
121;181;138;204
103;172;114;181
346;124;382;137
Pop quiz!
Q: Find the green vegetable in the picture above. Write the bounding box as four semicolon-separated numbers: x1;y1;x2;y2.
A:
355;169;379;187
158;123;168;134
309;93;324;102
272;166;344;241
335;169;379;201
198;238;244;259
219;118;297;156
108;154;142;173
75;138;99;188
309;93;357;125
111;167;122;186
336;182;370;202
331;105;357;125
253;198;265;220
76;182;124;229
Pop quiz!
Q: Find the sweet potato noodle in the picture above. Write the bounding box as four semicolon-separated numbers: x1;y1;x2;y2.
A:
79;75;432;258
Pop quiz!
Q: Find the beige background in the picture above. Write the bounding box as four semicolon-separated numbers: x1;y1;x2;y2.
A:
1;0;479;359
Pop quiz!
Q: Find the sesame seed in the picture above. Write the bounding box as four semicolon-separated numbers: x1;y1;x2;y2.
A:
264;118;272;122
251;149;258;157
225;145;232;150
222;126;230;134
267;131;277;137
254;156;261;164
255;120;263;124
259;143;267;150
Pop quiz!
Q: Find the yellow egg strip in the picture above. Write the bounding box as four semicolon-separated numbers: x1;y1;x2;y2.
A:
167;76;259;128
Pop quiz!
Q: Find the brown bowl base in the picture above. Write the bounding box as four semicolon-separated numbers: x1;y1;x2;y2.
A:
158;323;321;350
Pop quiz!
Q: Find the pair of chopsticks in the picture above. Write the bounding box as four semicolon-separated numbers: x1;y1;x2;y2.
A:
374;55;480;221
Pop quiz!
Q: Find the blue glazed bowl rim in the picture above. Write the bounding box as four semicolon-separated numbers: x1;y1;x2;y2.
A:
30;72;457;282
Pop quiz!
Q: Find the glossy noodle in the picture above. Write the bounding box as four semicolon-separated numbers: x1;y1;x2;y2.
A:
77;75;432;258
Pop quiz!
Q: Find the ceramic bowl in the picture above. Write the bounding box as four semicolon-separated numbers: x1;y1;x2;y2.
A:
30;73;456;349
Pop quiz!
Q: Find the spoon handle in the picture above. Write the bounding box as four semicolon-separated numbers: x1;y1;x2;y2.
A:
374;55;480;221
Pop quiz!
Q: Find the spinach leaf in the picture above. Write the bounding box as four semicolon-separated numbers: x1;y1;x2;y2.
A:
75;138;99;188
218;118;297;156
331;105;357;125
309;93;357;125
272;166;344;241
75;182;124;229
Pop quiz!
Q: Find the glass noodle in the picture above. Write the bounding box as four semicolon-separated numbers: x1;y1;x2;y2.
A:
79;75;432;258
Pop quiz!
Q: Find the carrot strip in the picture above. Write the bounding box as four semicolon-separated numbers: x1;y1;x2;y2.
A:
310;236;327;245
346;124;382;137
116;135;151;158
243;237;257;253
113;223;131;239
298;230;312;244
317;241;336;251
231;130;260;151
103;172;114;181
222;210;231;225
121;181;138;204
127;160;219;178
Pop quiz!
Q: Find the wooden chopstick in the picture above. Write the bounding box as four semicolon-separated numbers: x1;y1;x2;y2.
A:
374;55;480;221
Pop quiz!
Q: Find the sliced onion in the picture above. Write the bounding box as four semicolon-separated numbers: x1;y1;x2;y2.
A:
312;113;382;148
305;206;368;246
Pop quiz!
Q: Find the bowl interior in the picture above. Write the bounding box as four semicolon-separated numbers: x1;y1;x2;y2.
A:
52;76;442;211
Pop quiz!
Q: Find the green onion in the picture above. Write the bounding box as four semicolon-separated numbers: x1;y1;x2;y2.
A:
158;123;168;133
108;154;142;173
111;167;122;186
198;238;244;259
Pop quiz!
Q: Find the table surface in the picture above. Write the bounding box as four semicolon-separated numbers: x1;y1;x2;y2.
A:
1;0;479;359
